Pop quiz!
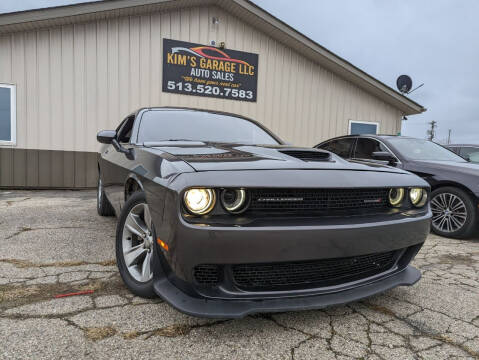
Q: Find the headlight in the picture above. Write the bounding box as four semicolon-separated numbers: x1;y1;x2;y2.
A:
221;189;248;213
410;188;427;207
184;188;216;215
389;188;405;207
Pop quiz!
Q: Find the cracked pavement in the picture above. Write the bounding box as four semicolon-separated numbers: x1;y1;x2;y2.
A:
0;190;478;360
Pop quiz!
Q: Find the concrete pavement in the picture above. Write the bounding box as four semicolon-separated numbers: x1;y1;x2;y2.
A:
0;190;478;359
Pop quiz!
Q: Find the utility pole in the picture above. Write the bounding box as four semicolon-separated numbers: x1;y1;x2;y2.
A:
447;129;452;144
427;121;437;141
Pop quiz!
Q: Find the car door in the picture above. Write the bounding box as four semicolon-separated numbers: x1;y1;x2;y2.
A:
100;115;136;210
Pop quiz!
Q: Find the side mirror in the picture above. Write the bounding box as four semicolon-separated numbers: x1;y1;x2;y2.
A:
97;130;116;144
372;151;397;164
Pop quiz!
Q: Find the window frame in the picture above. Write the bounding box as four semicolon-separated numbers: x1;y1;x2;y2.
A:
348;120;380;135
352;136;402;165
116;115;135;144
0;83;16;146
318;137;356;159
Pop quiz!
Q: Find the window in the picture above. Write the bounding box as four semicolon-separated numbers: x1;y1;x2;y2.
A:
117;115;135;143
319;138;355;158
447;146;460;154
0;84;16;145
387;138;465;162
354;138;391;160
349;120;379;135
137;109;280;145
459;147;479;162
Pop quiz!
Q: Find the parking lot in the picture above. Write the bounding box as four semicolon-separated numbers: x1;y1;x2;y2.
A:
0;190;478;360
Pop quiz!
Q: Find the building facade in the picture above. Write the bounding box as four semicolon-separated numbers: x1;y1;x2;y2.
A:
0;0;424;188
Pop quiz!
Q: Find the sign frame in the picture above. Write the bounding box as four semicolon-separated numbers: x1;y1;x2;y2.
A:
162;38;259;102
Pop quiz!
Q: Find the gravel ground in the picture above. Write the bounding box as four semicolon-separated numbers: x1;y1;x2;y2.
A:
0;190;478;360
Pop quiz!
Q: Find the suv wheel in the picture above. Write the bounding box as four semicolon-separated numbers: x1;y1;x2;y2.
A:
430;187;476;239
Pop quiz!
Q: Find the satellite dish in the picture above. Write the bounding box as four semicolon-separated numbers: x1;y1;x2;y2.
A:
396;75;413;93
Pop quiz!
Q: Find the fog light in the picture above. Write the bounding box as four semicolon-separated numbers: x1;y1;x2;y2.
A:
389;188;404;207
410;188;427;207
184;188;216;215
221;189;248;213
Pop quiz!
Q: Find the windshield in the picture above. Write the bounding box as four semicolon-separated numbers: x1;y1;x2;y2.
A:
388;138;466;162
137;109;280;145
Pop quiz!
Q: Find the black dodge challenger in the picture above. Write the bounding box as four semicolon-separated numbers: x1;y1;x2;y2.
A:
97;107;431;318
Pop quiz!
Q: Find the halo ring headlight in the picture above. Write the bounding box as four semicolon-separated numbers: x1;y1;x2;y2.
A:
221;189;248;213
410;188;427;207
183;188;216;215
389;188;405;207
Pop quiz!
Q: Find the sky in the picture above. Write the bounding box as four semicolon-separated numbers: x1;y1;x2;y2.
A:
1;0;478;144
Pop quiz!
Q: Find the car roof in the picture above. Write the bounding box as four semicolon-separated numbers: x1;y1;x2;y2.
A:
446;144;479;147
134;106;254;120
317;134;418;144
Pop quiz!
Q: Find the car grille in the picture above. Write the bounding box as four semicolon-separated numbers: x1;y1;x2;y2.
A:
248;188;390;213
231;250;398;290
193;250;400;290
193;264;220;286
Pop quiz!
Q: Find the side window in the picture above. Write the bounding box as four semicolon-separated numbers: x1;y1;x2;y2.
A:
460;147;479;160
117;116;135;143
319;138;355;158
0;84;16;144
354;138;390;159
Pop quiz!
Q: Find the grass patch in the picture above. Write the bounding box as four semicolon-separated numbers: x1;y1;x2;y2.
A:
85;326;117;341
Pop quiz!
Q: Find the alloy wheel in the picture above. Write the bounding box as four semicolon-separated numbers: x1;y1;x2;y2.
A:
122;202;154;282
431;192;467;233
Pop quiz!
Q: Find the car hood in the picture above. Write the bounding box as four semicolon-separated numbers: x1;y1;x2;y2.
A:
147;142;410;174
411;160;479;176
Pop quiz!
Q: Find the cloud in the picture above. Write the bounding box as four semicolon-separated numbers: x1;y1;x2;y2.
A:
252;0;479;143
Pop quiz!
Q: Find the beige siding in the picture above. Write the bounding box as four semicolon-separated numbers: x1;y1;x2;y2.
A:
0;5;402;153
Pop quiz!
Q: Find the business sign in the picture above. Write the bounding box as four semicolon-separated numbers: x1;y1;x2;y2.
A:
162;38;258;102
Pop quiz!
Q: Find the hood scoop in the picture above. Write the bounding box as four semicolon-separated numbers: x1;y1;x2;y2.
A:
280;150;331;162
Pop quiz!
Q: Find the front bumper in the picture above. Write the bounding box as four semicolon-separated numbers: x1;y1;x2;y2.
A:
153;265;421;318
145;169;431;317
154;210;430;284
150;208;429;317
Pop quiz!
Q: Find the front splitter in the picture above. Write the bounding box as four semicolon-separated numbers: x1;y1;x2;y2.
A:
153;266;421;319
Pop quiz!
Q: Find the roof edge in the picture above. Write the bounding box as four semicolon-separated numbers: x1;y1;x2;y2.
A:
0;0;426;115
227;0;425;115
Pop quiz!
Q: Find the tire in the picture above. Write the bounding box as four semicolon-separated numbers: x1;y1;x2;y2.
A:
430;187;477;239
97;176;115;216
116;191;156;298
